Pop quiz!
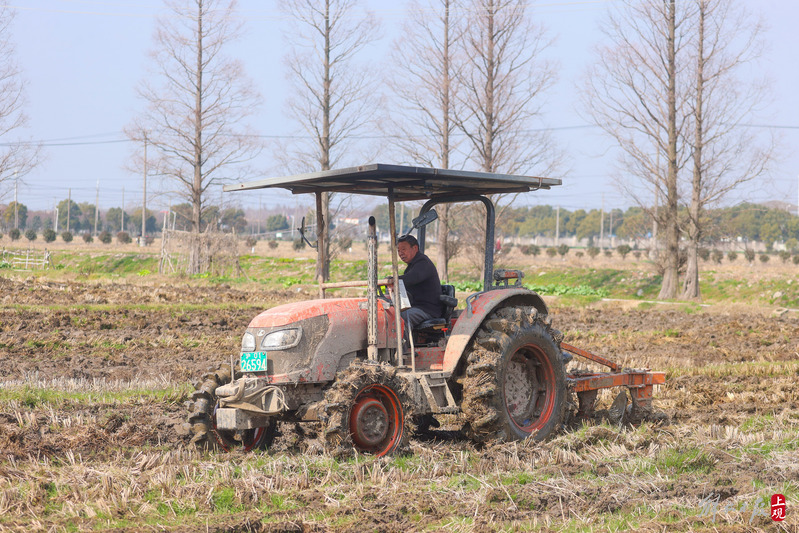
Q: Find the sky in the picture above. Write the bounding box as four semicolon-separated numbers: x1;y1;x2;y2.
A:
7;0;799;217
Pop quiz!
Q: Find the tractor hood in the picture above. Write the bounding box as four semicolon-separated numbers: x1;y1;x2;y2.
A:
246;297;400;383
249;298;371;328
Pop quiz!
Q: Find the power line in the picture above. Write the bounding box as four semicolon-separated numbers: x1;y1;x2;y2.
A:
6;120;797;148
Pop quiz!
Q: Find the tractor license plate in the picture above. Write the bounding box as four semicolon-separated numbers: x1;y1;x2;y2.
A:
240;351;268;372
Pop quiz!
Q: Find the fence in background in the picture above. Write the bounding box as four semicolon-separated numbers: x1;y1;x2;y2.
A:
1;249;52;271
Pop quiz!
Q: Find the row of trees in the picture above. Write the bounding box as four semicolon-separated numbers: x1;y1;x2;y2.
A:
0;201;254;235
0;228;136;244
584;0;771;300
0;0;779;291
372;201;799;252
116;0;568;277
496;203;799;250
0;201;156;235
518;243;799;265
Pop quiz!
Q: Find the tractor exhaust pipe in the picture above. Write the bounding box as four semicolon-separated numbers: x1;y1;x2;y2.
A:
367;216;378;361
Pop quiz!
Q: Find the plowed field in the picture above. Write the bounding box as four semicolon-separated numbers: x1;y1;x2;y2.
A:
0;275;797;532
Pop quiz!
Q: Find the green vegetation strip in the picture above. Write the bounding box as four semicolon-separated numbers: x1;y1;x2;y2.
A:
0;383;193;408
2;302;268;313
6;250;799;306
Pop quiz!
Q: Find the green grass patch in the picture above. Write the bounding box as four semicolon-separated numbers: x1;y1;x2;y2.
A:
742;436;799;458
740;414;776;433
260;494;299;513
0;384;193;409
211;487;242;513
655;447;716;475
500;471;539;486
446;474;482;491
59;252;160;276
526;283;610;298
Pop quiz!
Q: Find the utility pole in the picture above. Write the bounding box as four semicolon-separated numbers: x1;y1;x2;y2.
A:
67;188;71;233
555;205;560;246
94;180;100;236
121;185;125;233
13;173;18;229
142;133;147;244
609;209;614;248
218;187;224;230
54;202;59;233
600;194;605;249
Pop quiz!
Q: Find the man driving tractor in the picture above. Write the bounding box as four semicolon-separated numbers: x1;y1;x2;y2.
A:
391;234;442;330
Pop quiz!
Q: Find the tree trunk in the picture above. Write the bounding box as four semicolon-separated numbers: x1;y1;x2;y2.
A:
681;0;705;301
482;0;496;173
681;235;700;299
438;0;452;281
658;0;679;300
316;0;332;283
190;2;205;274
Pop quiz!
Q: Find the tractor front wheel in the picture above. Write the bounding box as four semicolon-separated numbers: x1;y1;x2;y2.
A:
462;306;567;443
321;361;411;457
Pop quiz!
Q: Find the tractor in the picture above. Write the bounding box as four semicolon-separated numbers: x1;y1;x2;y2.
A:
188;164;665;455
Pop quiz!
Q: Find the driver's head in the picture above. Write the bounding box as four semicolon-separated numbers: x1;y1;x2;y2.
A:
397;234;419;264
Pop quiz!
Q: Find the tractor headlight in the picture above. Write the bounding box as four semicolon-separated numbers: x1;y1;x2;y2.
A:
261;328;302;350
241;332;256;352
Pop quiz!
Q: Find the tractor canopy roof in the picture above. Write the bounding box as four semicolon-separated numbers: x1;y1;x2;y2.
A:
223;164;561;201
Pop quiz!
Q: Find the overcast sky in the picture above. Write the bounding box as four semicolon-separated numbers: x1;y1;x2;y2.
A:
9;0;799;215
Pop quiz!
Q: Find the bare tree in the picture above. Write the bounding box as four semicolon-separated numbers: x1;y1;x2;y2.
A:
0;8;40;200
584;0;695;299
388;0;464;281
680;0;771;299
130;0;262;242
453;0;560;275
458;0;558;175
280;0;379;283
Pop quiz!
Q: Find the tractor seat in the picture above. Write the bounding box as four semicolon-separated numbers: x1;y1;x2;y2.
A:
415;285;458;331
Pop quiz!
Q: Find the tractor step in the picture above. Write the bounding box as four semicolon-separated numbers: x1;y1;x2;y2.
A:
419;372;459;414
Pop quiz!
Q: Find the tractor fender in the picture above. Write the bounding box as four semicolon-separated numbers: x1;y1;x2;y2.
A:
442;288;548;375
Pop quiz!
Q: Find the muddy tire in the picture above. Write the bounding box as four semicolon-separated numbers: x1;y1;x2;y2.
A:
320;361;411;457
188;362;276;452
461;306;567;443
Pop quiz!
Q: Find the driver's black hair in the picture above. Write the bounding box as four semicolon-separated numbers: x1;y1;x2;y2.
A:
397;234;418;248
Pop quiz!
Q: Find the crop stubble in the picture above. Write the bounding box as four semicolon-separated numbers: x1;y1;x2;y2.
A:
0;276;797;532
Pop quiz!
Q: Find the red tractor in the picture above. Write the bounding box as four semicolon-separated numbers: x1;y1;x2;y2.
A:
188;165;664;455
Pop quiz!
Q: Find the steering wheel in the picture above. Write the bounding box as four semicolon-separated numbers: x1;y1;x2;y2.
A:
377;283;393;306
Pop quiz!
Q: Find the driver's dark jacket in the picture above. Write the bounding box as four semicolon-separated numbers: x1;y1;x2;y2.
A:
400;251;441;317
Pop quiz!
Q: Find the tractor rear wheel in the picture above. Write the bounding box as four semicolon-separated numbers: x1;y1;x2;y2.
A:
321;361;411;457
462;306;567;443
188;362;276;452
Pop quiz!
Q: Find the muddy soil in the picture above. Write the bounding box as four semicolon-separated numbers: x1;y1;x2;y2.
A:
1;275;797;531
1;275;797;452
